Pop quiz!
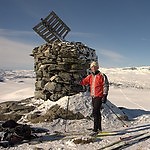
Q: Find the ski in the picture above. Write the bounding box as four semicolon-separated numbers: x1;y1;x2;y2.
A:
87;128;126;137
99;132;149;150
96;131;125;137
54;130;125;138
111;132;150;150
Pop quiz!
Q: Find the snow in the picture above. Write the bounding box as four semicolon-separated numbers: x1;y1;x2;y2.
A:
0;67;150;150
0;78;35;102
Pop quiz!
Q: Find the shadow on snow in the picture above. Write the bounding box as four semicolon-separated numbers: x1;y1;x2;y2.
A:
119;107;150;119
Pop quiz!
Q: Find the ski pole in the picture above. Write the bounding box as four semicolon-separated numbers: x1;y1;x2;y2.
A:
64;74;75;132
105;103;128;127
64;95;70;132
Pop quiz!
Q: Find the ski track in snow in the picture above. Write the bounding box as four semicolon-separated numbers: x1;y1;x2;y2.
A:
119;88;147;111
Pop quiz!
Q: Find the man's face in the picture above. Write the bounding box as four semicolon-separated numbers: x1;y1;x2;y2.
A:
91;66;99;73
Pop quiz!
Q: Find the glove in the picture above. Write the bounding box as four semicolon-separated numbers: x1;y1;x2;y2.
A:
102;94;107;103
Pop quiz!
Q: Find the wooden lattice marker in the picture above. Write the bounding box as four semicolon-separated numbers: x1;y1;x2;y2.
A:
33;11;71;42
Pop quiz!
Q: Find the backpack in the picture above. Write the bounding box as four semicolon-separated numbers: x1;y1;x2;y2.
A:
2;120;33;145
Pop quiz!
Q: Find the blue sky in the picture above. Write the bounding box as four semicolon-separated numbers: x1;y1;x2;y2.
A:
0;0;150;70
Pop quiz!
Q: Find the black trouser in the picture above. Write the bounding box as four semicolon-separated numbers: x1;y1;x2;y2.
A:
92;97;102;132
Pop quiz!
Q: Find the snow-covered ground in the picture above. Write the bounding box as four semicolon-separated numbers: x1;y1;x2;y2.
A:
0;70;35;102
102;66;150;111
0;67;150;150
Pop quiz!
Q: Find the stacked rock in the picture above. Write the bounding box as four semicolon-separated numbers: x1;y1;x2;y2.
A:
32;41;97;101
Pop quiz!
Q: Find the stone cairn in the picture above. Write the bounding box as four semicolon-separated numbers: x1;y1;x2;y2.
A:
32;41;97;101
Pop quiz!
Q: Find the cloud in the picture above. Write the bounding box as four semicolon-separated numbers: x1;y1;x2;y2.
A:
99;49;125;62
0;28;45;69
0;29;33;37
68;32;97;38
141;38;150;41
0;36;35;70
0;28;43;44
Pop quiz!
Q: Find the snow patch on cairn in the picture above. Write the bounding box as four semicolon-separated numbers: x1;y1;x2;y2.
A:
29;92;128;130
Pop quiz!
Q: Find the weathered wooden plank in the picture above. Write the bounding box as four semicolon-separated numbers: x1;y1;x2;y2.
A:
52;21;62;31
39;27;49;35
55;25;64;34
46;33;55;40
50;19;59;28
58;27;67;36
62;30;69;39
47;15;56;25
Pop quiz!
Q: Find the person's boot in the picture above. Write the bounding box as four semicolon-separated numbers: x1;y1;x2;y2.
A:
89;130;98;136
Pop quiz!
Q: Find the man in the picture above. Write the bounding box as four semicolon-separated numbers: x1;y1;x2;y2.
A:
80;61;109;133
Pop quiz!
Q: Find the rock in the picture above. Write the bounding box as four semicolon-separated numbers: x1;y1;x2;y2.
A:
27;104;85;124
72;137;95;144
32;41;98;101
0;97;35;122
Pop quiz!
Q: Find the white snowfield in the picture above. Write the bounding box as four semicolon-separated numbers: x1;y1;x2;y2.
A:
102;67;150;111
0;66;150;150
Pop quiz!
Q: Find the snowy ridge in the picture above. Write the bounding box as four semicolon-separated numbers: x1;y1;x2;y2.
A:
101;66;150;89
0;69;35;81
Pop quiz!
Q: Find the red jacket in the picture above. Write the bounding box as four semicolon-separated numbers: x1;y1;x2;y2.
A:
80;72;109;97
